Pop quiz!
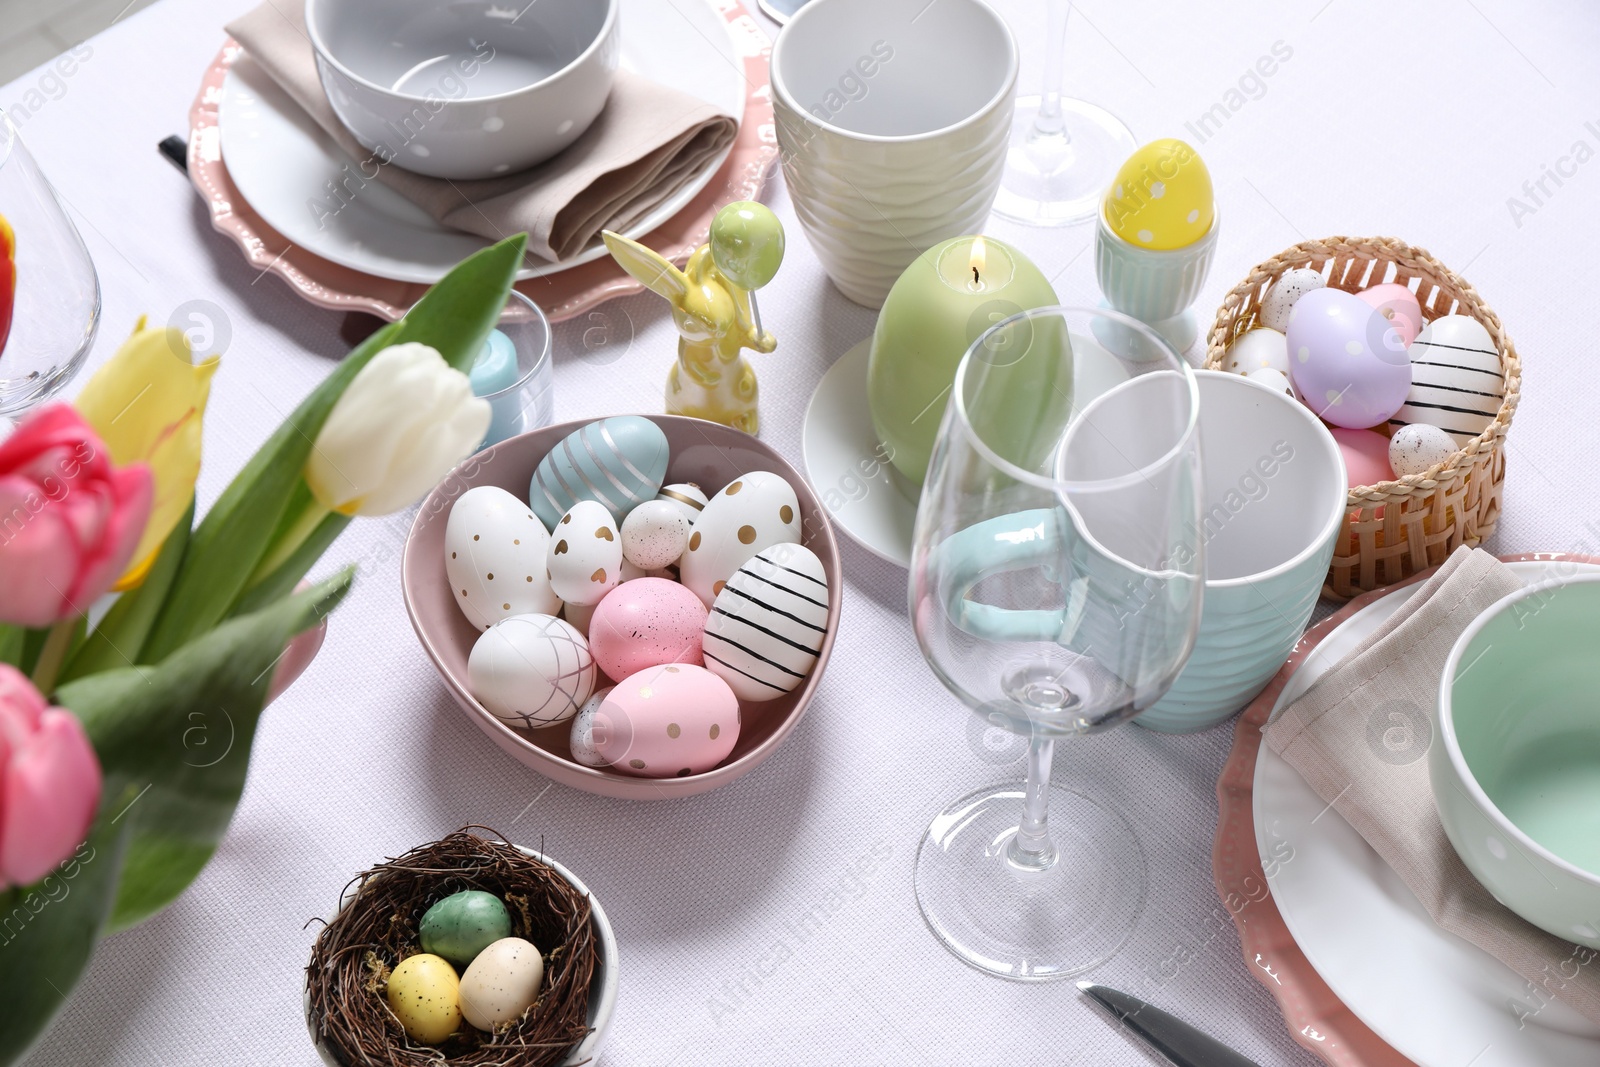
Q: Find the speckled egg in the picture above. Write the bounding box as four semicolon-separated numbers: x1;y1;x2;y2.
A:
445;486;558;632
528;416;669;527
458;937;544;1032
654;482;709;525
467;614;596;729
1391;315;1503;447
703;543;829;702
1286;287;1410;429
387;953;462;1044
1331;427;1394;488
620;500;690;569
1259;268;1326;333
1243;366;1296;400
1221;327;1288;376
569;686;614;767
419;891;512;968
593;664;740;777
679;471;802;606
1102;138;1214;250
1389;423;1457;476
588;578;708;681
546;500;622;606
1357;283;1424;347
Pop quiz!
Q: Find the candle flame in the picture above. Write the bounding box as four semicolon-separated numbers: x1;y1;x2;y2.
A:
970;237;987;283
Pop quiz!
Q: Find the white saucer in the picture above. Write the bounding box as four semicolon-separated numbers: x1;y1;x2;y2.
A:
217;0;744;284
1256;558;1600;1067
801;334;1132;568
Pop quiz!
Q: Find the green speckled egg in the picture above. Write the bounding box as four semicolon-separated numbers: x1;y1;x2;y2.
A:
419;890;512;967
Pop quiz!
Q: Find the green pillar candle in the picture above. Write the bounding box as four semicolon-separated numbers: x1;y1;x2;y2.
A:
867;236;1064;485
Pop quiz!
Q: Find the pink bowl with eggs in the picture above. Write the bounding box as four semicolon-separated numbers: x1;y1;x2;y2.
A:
401;416;844;800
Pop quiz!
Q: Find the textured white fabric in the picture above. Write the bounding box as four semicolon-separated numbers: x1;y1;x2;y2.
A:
14;0;1598;1064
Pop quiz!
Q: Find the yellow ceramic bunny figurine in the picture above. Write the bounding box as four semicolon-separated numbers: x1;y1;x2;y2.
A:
602;202;784;434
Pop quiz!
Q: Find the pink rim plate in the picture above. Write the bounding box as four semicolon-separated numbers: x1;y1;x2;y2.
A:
1212;551;1600;1065
185;6;777;323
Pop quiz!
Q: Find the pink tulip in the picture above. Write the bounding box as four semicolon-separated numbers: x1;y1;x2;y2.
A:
0;403;152;627
0;665;101;888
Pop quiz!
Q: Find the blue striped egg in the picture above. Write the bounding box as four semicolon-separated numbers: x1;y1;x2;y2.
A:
1390;315;1503;447
702;543;829;702
529;417;669;528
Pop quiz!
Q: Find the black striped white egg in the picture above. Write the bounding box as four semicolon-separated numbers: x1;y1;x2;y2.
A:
702;543;829;701
546;500;622;607
1390;315;1503;447
467;613;596;728
679;471;802;607
444;486;558;631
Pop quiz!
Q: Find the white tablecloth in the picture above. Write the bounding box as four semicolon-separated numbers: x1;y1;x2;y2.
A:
15;0;1598;1063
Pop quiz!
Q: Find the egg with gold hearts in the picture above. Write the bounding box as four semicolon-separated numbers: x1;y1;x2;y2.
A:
546;500;622;607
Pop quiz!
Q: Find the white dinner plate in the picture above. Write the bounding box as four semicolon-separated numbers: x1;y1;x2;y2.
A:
1255;558;1600;1066
216;0;744;284
801;335;1134;568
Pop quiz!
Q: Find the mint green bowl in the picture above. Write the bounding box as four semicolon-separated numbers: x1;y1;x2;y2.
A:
1434;576;1600;949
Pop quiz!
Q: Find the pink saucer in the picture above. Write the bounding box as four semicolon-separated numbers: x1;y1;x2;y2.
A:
186;9;777;323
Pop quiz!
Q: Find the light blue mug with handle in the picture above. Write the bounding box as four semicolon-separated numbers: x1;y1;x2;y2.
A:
937;369;1343;733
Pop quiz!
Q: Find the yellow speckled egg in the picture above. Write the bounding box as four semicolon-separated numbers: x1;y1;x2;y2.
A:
387;953;462;1045
1103;138;1214;250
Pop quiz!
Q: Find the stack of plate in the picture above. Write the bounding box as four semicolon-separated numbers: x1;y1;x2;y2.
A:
188;0;775;321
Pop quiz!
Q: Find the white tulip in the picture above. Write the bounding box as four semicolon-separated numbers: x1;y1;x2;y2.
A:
306;342;490;516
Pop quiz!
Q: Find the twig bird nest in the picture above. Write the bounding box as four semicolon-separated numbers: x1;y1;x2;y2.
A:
306;827;597;1066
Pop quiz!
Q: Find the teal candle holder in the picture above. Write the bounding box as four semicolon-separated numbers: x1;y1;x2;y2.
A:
471;291;554;449
1093;207;1219;355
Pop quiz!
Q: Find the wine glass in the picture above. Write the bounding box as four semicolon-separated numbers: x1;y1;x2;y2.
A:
991;1;1136;226
0;110;101;416
909;305;1203;980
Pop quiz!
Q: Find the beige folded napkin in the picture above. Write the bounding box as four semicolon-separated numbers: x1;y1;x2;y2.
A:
225;2;738;262
1267;546;1600;1024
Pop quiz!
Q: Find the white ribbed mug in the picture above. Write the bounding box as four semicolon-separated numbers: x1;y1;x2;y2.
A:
1135;370;1346;734
770;0;1017;308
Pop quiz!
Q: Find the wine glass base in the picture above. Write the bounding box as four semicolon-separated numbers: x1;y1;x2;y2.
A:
915;782;1147;981
990;96;1136;227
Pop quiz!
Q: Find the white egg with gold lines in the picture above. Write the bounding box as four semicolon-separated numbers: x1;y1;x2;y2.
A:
702;543;829;701
467;614;597;729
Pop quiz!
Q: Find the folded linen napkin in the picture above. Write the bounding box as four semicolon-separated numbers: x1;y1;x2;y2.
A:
1266;546;1600;1025
225;2;738;262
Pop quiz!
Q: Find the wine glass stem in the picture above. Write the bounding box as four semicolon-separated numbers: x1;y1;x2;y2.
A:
1033;0;1071;139
1007;735;1059;870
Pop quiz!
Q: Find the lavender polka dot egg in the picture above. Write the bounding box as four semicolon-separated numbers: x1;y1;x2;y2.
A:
588;577;708;681
1286;287;1411;429
594;664;739;778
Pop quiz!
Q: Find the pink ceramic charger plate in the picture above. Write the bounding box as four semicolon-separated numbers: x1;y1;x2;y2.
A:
1212;552;1600;1065
185;8;777;323
400;416;843;801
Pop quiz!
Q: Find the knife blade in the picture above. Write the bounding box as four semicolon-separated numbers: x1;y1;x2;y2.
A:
1078;983;1263;1067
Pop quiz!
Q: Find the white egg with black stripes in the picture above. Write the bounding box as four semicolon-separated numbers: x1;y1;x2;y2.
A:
702;542;829;702
1391;315;1504;447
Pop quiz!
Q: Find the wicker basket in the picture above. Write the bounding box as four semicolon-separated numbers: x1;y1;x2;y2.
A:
1205;236;1521;599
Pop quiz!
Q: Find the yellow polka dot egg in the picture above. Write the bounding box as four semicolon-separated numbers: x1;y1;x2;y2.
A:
1103;138;1214;251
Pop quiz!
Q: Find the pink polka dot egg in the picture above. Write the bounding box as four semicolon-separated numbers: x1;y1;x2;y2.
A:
593;664;739;778
588;577;707;681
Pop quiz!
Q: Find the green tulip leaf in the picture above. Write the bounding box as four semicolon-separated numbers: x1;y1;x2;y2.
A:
141;233;526;660
0;791;133;1067
56;569;352;931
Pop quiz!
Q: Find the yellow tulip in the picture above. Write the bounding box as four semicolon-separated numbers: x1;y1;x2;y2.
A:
75;316;218;589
